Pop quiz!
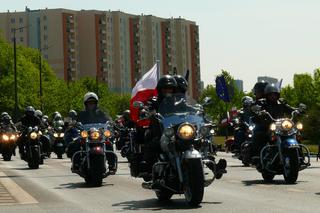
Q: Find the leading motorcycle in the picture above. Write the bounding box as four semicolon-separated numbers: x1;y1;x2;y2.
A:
132;94;226;206
71;122;118;186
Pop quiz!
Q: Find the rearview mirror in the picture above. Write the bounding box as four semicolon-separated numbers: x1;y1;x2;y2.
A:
133;101;144;109
251;105;261;113
298;103;307;112
202;97;213;107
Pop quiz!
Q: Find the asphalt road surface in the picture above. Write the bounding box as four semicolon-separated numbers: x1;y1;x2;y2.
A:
0;152;319;213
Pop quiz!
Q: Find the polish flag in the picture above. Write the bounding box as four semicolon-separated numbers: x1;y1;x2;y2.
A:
130;63;158;126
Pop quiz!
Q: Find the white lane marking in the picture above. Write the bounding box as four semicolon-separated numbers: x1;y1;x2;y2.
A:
287;188;305;193
0;172;38;204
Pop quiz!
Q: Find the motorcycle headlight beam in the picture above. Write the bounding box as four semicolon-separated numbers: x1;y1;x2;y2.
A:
270;123;276;131
91;131;100;140
2;134;9;141
296;122;303;131
177;123;195;140
104;130;111;138
30;132;38;140
281;120;293;131
81;131;88;138
54;133;59;138
60;133;65;138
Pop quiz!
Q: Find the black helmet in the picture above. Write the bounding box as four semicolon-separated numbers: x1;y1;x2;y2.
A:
173;75;188;93
264;84;280;95
68;110;77;120
156;75;177;91
253;81;269;96
122;110;130;121
35;110;43;118
241;96;253;107
25;106;35;116
1;112;9;118
83;92;99;105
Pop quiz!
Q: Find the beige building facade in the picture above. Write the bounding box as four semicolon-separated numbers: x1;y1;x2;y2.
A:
0;7;201;99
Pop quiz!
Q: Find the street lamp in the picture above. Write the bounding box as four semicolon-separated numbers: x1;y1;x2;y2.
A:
13;25;29;121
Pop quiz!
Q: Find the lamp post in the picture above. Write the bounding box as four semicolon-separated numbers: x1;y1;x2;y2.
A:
13;26;29;121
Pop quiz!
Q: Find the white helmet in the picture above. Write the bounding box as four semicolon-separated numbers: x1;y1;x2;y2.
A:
83;92;99;104
35;110;43;118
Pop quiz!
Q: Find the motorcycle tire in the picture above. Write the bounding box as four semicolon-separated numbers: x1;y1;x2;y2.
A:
3;154;12;161
57;153;63;159
85;170;103;187
283;149;299;184
262;172;275;183
184;159;204;206
156;189;173;201
28;148;40;169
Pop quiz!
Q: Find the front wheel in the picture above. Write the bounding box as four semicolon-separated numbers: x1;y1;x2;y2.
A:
262;171;275;183
283;149;299;184
184;159;204;206
85;171;103;187
3;153;12;161
28;147;40;169
156;190;173;201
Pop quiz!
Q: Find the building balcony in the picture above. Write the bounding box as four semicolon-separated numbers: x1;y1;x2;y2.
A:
68;48;75;53
101;58;107;62
100;29;106;34
101;39;107;44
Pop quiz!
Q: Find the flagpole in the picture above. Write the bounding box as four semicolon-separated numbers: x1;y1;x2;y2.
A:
156;60;160;81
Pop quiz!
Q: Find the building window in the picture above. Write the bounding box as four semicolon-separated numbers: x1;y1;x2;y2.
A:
10;18;15;23
11;28;14;33
20;37;24;42
44;25;47;30
19;17;23;23
19;28;23;33
44;35;48;40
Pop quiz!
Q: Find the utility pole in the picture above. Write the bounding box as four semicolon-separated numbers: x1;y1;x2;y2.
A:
13;30;18;121
39;50;43;111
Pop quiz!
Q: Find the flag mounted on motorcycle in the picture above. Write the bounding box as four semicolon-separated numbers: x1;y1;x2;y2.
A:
130;63;158;127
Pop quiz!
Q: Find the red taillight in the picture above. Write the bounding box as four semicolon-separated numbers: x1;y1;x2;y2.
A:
271;135;277;142
105;141;111;146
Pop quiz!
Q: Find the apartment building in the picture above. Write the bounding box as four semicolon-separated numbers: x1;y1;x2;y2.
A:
0;7;201;99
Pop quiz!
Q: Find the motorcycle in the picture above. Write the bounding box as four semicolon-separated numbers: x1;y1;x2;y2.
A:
71;122;118;187
239;121;255;166
254;107;310;184
0;128;19;161
52;127;66;159
132;94;226;206
24;126;45;169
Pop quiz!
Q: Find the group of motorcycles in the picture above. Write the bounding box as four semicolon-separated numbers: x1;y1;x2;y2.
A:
227;104;311;184
0;94;312;207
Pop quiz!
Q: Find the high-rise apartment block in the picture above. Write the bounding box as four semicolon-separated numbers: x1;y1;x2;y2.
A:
0;7;201;99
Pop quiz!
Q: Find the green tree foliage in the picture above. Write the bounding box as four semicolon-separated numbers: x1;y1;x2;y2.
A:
200;70;246;123
0;35;130;120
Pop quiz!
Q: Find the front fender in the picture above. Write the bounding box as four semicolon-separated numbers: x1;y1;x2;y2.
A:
183;148;202;159
281;138;299;149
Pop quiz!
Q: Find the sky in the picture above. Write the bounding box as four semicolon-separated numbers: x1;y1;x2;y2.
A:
2;0;320;91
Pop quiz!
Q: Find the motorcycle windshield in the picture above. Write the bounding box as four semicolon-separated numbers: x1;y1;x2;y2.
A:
81;123;108;131
158;94;204;129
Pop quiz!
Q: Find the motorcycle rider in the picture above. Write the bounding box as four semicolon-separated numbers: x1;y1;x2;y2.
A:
75;92;115;172
0;113;17;131
234;96;254;151
16;106;41;159
173;75;188;95
251;84;296;162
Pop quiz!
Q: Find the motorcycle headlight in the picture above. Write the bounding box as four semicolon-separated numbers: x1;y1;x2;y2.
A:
54;133;59;137
177;124;195;140
60;133;65;138
81;131;88;138
164;127;174;137
249;126;254;131
91;131;100;140
10;135;16;140
38;131;42;136
30;132;38;140
296;122;303;131
281;120;293;131
104;130;111;138
270;123;276;131
2;134;9;141
200;126;210;136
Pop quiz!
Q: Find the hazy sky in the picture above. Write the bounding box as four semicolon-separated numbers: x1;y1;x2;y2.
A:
2;0;320;90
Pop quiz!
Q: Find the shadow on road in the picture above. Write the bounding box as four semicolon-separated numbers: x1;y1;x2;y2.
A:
55;182;114;189
112;198;222;211
315;192;320;196
242;179;307;186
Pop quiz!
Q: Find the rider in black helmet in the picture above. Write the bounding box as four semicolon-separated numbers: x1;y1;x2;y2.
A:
173;75;188;95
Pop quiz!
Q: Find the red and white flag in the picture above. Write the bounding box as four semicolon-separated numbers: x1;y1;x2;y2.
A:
130;63;158;126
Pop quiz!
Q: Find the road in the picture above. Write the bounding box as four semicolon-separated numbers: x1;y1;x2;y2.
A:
0;152;319;213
